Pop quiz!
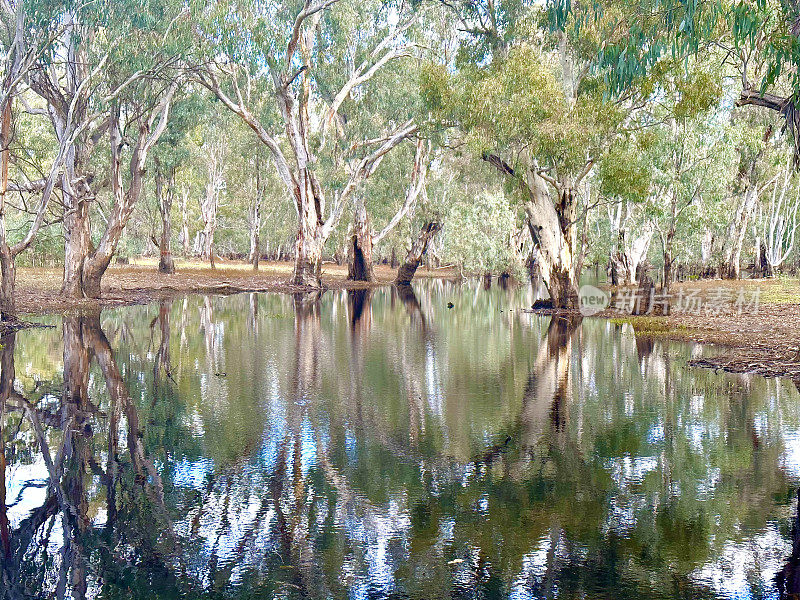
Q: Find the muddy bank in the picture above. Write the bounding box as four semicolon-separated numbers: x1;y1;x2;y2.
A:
592;278;800;381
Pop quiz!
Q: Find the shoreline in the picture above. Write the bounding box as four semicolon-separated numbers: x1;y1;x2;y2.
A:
10;259;458;315
9;261;800;382
585;278;800;382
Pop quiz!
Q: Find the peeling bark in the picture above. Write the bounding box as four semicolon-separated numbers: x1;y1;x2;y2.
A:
484;153;587;308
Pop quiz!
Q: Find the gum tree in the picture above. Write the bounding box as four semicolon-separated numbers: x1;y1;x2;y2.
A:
422;4;625;306
24;0;187;298
191;0;422;288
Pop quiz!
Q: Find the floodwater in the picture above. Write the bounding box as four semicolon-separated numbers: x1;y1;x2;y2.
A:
1;280;799;599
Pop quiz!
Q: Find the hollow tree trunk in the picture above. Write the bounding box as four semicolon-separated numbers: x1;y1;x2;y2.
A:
348;197;373;282
156;165;175;274
395;222;442;284
760;242;773;277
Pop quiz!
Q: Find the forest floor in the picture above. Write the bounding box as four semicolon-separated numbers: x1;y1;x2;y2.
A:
592;277;800;381
12;258;455;314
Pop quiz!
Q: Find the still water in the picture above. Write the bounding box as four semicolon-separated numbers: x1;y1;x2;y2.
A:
1;280;799;599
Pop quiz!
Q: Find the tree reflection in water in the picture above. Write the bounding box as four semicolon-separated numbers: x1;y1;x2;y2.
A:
0;282;799;599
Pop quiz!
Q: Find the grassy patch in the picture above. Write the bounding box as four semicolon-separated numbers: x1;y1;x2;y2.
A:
607;316;693;337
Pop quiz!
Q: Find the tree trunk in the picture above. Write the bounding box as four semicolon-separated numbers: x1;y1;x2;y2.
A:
547;265;579;309
348;197;373;282
292;179;325;287
61;198;93;298
179;189;191;256
0;245;15;316
522;178;580;308
250;232;260;270
663;238;674;292
200;180;217;268
0;94;14;315
156;166;176;274
722;185;758;279
293;229;323;286
396;222;442;284
248;160;263;270
760;241;773;277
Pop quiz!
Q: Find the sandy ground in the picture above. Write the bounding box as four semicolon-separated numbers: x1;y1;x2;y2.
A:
12;258;456;314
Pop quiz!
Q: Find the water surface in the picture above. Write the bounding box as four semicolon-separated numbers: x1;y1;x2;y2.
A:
2;281;799;599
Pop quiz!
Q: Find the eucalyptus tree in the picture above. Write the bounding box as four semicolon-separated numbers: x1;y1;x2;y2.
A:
193;114;230;266
348;139;431;281
23;0;187;298
151;94;204;274
547;0;800;163
720;118;775;279
760;156;800;274
597;139;654;285
422;1;627;307
190;0;421;287
0;0;69;312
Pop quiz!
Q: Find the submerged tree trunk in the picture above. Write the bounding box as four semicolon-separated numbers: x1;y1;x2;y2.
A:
484;153;588;308
156;162;176;274
293;212;325;287
396;222;442;284
348;197;374;282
